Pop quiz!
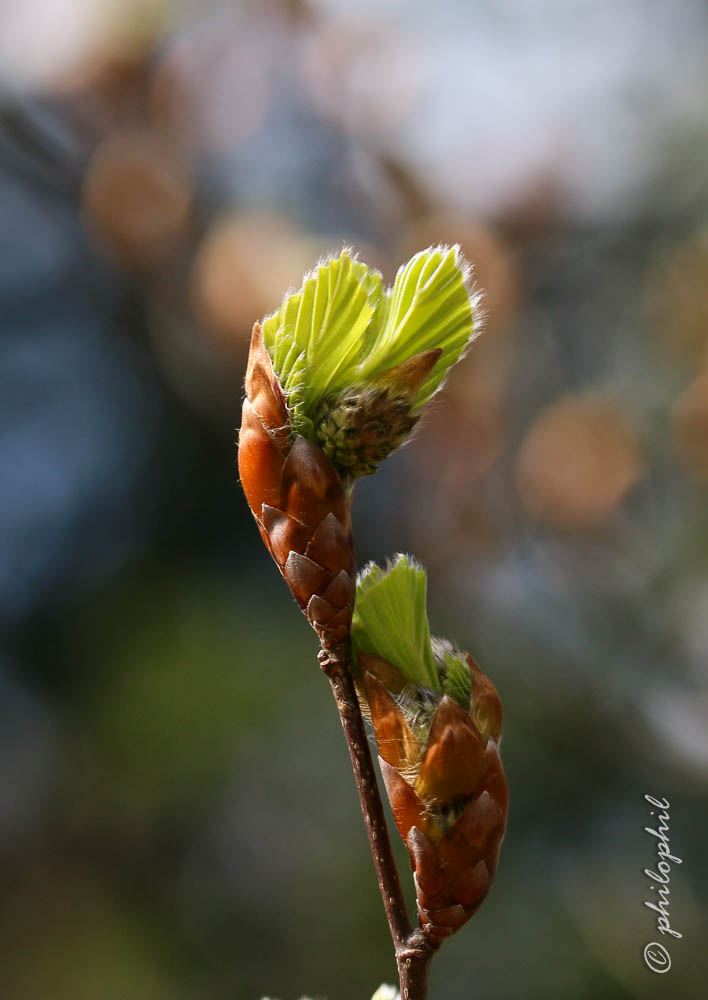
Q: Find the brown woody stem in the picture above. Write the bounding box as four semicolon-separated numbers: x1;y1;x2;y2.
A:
319;639;434;1000
396;933;432;1000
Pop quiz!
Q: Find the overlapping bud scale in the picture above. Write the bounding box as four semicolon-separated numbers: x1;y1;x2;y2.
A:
238;323;355;647
353;558;508;948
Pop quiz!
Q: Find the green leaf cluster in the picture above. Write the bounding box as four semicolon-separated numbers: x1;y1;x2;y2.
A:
261;246;479;439
352;555;473;710
352;555;439;692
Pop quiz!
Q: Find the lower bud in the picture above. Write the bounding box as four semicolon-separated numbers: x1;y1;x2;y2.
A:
351;556;509;947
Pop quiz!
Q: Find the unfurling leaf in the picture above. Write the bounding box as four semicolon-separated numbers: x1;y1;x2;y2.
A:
352;554;439;693
259;246;481;480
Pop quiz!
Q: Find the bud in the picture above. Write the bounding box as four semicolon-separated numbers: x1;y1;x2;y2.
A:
370;987;401;1000
238;245;481;636
259;246;481;482
238;323;355;648
315;349;441;478
352;556;508;947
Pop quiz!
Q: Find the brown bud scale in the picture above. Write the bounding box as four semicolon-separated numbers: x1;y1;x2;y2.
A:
365;655;509;948
238;324;356;648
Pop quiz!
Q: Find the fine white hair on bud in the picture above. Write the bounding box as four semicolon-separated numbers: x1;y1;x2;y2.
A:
259;246;481;479
353;555;476;717
356;552;426;589
352;554;438;692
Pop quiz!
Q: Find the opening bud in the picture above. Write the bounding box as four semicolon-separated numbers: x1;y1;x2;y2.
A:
260;246;481;481
351;554;508;945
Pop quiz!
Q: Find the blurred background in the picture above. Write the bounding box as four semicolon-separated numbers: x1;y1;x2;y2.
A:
1;0;708;997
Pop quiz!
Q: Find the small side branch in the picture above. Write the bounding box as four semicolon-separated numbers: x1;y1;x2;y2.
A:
397;932;432;1000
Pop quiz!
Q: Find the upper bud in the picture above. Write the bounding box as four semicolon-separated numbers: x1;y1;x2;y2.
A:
261;246;481;481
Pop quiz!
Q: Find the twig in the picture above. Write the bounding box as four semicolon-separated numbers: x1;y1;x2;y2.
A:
396;934;432;1000
319;640;434;1000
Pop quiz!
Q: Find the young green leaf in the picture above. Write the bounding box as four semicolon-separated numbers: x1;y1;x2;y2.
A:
357;245;480;408
261;250;383;438
352;554;440;692
260;245;480;478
